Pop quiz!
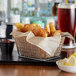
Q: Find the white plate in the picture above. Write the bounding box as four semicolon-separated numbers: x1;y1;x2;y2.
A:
56;61;76;73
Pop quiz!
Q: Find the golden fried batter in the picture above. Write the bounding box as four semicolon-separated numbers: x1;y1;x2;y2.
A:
53;30;61;36
32;28;48;37
14;23;24;31
46;24;50;33
46;22;56;36
14;22;61;37
31;23;37;26
23;24;41;32
49;22;56;33
23;24;35;32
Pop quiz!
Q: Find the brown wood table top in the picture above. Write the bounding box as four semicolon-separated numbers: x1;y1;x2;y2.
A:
0;45;76;76
0;65;76;76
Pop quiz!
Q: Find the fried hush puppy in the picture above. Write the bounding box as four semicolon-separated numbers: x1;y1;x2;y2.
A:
23;24;48;37
32;27;48;37
14;22;61;37
32;23;41;28
23;24;35;32
31;23;37;27
52;30;61;36
23;23;41;32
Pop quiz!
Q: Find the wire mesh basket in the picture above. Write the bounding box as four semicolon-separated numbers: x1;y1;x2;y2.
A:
15;36;65;59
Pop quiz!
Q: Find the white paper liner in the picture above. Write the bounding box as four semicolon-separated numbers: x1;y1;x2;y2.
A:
12;30;61;56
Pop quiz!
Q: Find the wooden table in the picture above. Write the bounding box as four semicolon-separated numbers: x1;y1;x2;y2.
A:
0;45;76;76
0;65;76;76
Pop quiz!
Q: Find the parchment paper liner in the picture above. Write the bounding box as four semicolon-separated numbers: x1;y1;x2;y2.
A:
12;30;73;59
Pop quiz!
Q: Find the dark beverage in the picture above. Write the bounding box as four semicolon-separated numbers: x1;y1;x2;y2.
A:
0;39;14;56
52;0;62;16
58;7;76;45
58;3;76;59
75;8;76;28
52;2;59;16
60;49;75;59
6;23;13;39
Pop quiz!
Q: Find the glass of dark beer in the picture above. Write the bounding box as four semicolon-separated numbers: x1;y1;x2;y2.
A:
58;3;76;49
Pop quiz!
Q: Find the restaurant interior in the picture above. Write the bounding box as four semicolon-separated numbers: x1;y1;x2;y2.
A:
0;0;76;76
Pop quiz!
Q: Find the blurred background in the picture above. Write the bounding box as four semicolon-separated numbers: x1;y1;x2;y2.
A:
0;0;76;38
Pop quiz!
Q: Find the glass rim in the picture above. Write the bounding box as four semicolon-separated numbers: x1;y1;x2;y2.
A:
58;3;76;8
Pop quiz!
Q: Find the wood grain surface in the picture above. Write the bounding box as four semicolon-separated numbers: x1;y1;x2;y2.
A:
0;65;76;76
0;44;76;76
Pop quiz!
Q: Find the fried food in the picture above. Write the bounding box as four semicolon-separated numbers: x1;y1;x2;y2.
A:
32;23;41;28
14;23;24;31
32;28;48;37
52;30;61;36
23;24;48;37
23;24;36;32
46;22;56;36
46;23;56;36
49;22;56;33
23;23;41;32
31;23;37;26
36;25;41;28
14;22;61;37
46;24;50;33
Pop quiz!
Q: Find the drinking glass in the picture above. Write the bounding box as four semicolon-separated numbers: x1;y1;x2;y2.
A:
58;3;76;49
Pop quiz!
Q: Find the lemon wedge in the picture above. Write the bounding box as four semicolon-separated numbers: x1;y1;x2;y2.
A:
58;58;67;65
72;53;76;58
68;53;76;59
58;53;76;66
64;55;76;66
